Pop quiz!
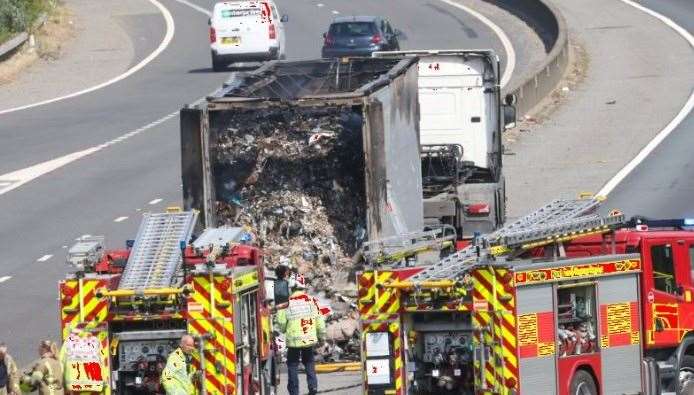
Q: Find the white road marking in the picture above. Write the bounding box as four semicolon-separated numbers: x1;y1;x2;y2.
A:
597;0;694;196
0;276;11;283
114;216;129;222
0;0;175;115
37;254;53;262
331;10;339;14
62;245;68;249
149;198;163;205
317;3;324;7
0;111;178;196
76;234;91;240
436;0;515;88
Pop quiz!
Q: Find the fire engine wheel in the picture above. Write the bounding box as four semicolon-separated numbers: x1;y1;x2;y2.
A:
680;355;694;391
570;370;597;395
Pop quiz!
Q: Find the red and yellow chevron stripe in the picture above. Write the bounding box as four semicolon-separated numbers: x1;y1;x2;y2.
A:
471;267;518;394
59;279;110;340
358;271;400;317
361;318;403;395
187;275;237;395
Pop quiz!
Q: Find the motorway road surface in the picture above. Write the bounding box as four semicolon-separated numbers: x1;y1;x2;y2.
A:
0;0;532;364
602;0;694;219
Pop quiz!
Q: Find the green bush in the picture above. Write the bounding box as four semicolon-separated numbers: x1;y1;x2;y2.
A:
0;0;52;43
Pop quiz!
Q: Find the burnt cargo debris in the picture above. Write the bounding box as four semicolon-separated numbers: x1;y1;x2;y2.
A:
181;57;424;293
213;105;367;280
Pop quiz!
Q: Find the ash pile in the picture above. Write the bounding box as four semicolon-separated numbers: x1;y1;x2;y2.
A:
212;105;365;359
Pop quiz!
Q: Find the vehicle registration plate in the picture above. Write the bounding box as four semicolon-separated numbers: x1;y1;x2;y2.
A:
222;36;241;45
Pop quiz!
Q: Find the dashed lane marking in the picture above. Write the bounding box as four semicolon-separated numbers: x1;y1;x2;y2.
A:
37;254;53;262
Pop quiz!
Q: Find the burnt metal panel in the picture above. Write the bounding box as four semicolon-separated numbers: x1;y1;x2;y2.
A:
599;274;642;395
365;63;422;239
180;107;206;225
364;99;387;239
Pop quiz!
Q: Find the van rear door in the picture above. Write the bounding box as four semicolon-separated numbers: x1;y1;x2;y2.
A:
214;1;271;54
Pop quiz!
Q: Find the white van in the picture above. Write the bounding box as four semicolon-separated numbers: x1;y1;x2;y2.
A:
209;1;287;71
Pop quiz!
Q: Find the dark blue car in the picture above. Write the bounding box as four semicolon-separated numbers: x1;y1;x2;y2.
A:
321;16;401;58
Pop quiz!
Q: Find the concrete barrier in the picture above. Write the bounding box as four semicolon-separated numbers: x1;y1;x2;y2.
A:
487;0;569;117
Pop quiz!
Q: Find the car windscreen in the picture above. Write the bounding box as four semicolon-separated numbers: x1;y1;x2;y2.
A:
329;22;376;37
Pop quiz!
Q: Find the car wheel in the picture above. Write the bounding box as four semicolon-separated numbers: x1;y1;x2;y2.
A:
680;355;694;393
570;370;597;395
211;54;224;72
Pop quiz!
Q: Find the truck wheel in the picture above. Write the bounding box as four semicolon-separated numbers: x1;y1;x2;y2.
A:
680;355;694;393
570;370;597;395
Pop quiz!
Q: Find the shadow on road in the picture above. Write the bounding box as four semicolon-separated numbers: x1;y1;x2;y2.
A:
189;63;263;74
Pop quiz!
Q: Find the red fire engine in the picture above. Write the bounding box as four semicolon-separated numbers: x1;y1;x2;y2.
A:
357;198;694;395
59;209;278;394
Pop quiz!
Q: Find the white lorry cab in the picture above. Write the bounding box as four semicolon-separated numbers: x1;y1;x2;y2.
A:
373;50;517;239
209;1;287;71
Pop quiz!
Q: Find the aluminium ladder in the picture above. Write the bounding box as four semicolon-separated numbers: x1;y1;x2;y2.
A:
408;198;625;282
118;210;198;290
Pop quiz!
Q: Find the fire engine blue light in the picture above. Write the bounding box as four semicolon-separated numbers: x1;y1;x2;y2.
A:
684;218;694;226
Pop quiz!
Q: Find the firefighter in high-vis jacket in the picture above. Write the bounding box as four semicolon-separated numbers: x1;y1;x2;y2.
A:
59;329;107;394
19;340;64;395
161;335;197;395
275;274;326;395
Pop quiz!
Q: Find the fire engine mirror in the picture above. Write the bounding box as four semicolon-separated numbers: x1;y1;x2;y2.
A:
504;93;517;106
677;285;685;296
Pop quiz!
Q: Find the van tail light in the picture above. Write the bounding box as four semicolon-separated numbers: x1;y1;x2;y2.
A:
209;27;216;43
466;203;490;216
324;34;335;46
269;24;276;39
371;34;382;44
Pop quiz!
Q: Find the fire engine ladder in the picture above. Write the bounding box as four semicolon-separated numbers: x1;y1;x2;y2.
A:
409;198;625;282
118;210;198;291
360;227;456;265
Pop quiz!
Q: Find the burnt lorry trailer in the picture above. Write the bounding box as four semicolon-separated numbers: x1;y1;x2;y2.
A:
180;58;425;274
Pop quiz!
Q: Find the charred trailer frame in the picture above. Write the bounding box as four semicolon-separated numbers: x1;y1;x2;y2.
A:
181;57;424;244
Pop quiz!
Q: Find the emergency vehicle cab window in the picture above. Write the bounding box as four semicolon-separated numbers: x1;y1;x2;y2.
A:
557;285;598;357
651;244;676;294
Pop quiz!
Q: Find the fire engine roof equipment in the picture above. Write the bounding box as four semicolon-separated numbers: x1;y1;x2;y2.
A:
117;209;198;291
363;198;626;285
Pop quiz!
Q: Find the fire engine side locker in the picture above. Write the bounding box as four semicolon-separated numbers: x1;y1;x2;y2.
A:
513;254;643;395
515;282;557;395
596;274;642;394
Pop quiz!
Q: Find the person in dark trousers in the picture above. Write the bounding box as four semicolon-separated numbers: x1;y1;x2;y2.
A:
0;342;19;395
276;274;326;395
273;264;290;307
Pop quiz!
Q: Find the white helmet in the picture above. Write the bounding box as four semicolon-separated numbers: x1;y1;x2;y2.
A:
287;273;307;290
